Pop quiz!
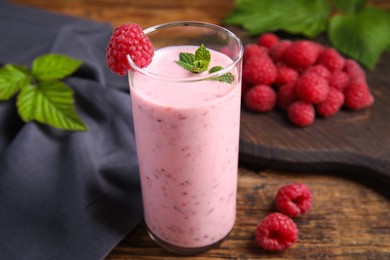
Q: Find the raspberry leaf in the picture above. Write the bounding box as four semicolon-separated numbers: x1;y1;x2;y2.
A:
17;81;87;131
224;0;330;38
329;7;390;69
0;65;30;100
332;0;367;14
32;53;82;81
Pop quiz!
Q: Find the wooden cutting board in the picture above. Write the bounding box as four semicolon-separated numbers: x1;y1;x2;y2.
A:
238;37;390;183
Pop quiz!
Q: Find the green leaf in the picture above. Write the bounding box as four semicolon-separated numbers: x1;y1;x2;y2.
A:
329;7;390;69
17;81;87;131
176;53;195;71
224;0;330;38
176;45;211;73
32;53;82;81
332;0;367;14
179;52;195;64
193;44;210;73
208;66;234;84
209;66;224;73
0;65;30;100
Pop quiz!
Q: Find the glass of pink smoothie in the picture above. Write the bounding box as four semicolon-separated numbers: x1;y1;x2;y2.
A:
127;21;243;255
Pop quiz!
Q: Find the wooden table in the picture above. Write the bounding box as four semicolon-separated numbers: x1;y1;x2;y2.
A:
10;0;390;259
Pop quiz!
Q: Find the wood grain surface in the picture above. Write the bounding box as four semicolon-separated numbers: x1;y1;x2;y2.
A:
9;0;390;259
107;168;390;259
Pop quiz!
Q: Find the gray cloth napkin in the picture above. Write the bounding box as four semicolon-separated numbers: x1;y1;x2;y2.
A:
0;1;143;259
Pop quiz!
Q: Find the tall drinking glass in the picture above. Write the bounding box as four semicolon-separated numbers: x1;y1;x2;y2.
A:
127;21;243;255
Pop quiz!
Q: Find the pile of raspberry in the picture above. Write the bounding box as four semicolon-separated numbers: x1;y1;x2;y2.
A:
243;33;374;127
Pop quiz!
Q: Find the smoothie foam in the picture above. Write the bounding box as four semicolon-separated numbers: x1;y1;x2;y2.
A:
129;46;241;248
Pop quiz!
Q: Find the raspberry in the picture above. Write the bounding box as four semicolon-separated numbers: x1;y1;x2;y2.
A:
274;62;299;86
241;80;252;98
304;64;330;80
287;101;315;127
257;33;280;49
343;59;366;83
244;85;276;112
295;72;329;104
317;48;346;72
277;82;298;110
315;42;325;55
269;40;292;62
243;54;277;85
275;183;312;217
255;213;299;251
316;88;345;118
284;40;319;69
106;23;154;76
329;71;349;92
243;44;268;63
344;81;374;110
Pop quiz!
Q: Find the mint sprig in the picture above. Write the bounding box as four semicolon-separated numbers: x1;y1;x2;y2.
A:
176;44;210;73
176;45;234;84
0;53;87;131
225;0;390;70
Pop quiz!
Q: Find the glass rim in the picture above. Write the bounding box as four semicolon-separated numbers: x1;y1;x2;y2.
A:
127;21;244;82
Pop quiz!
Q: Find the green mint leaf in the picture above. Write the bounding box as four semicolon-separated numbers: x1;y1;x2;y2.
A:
208;66;234;84
332;0;367;14
17;81;87;131
0;65;30;100
209;66;224;73
180;52;196;64
193;44;210;72
224;0;330;38
211;73;235;84
176;45;211;73
176;60;193;71
32;53;82;81
176;52;195;71
329;7;390;70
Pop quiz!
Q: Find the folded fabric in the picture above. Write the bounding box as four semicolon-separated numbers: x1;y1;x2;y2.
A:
0;2;143;259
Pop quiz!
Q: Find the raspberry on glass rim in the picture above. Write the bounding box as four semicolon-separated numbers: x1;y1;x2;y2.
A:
106;23;154;76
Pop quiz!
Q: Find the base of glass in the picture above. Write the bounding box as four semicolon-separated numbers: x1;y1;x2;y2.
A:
146;226;231;255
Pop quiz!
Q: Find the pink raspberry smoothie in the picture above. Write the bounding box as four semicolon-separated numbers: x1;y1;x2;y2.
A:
129;46;241;249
